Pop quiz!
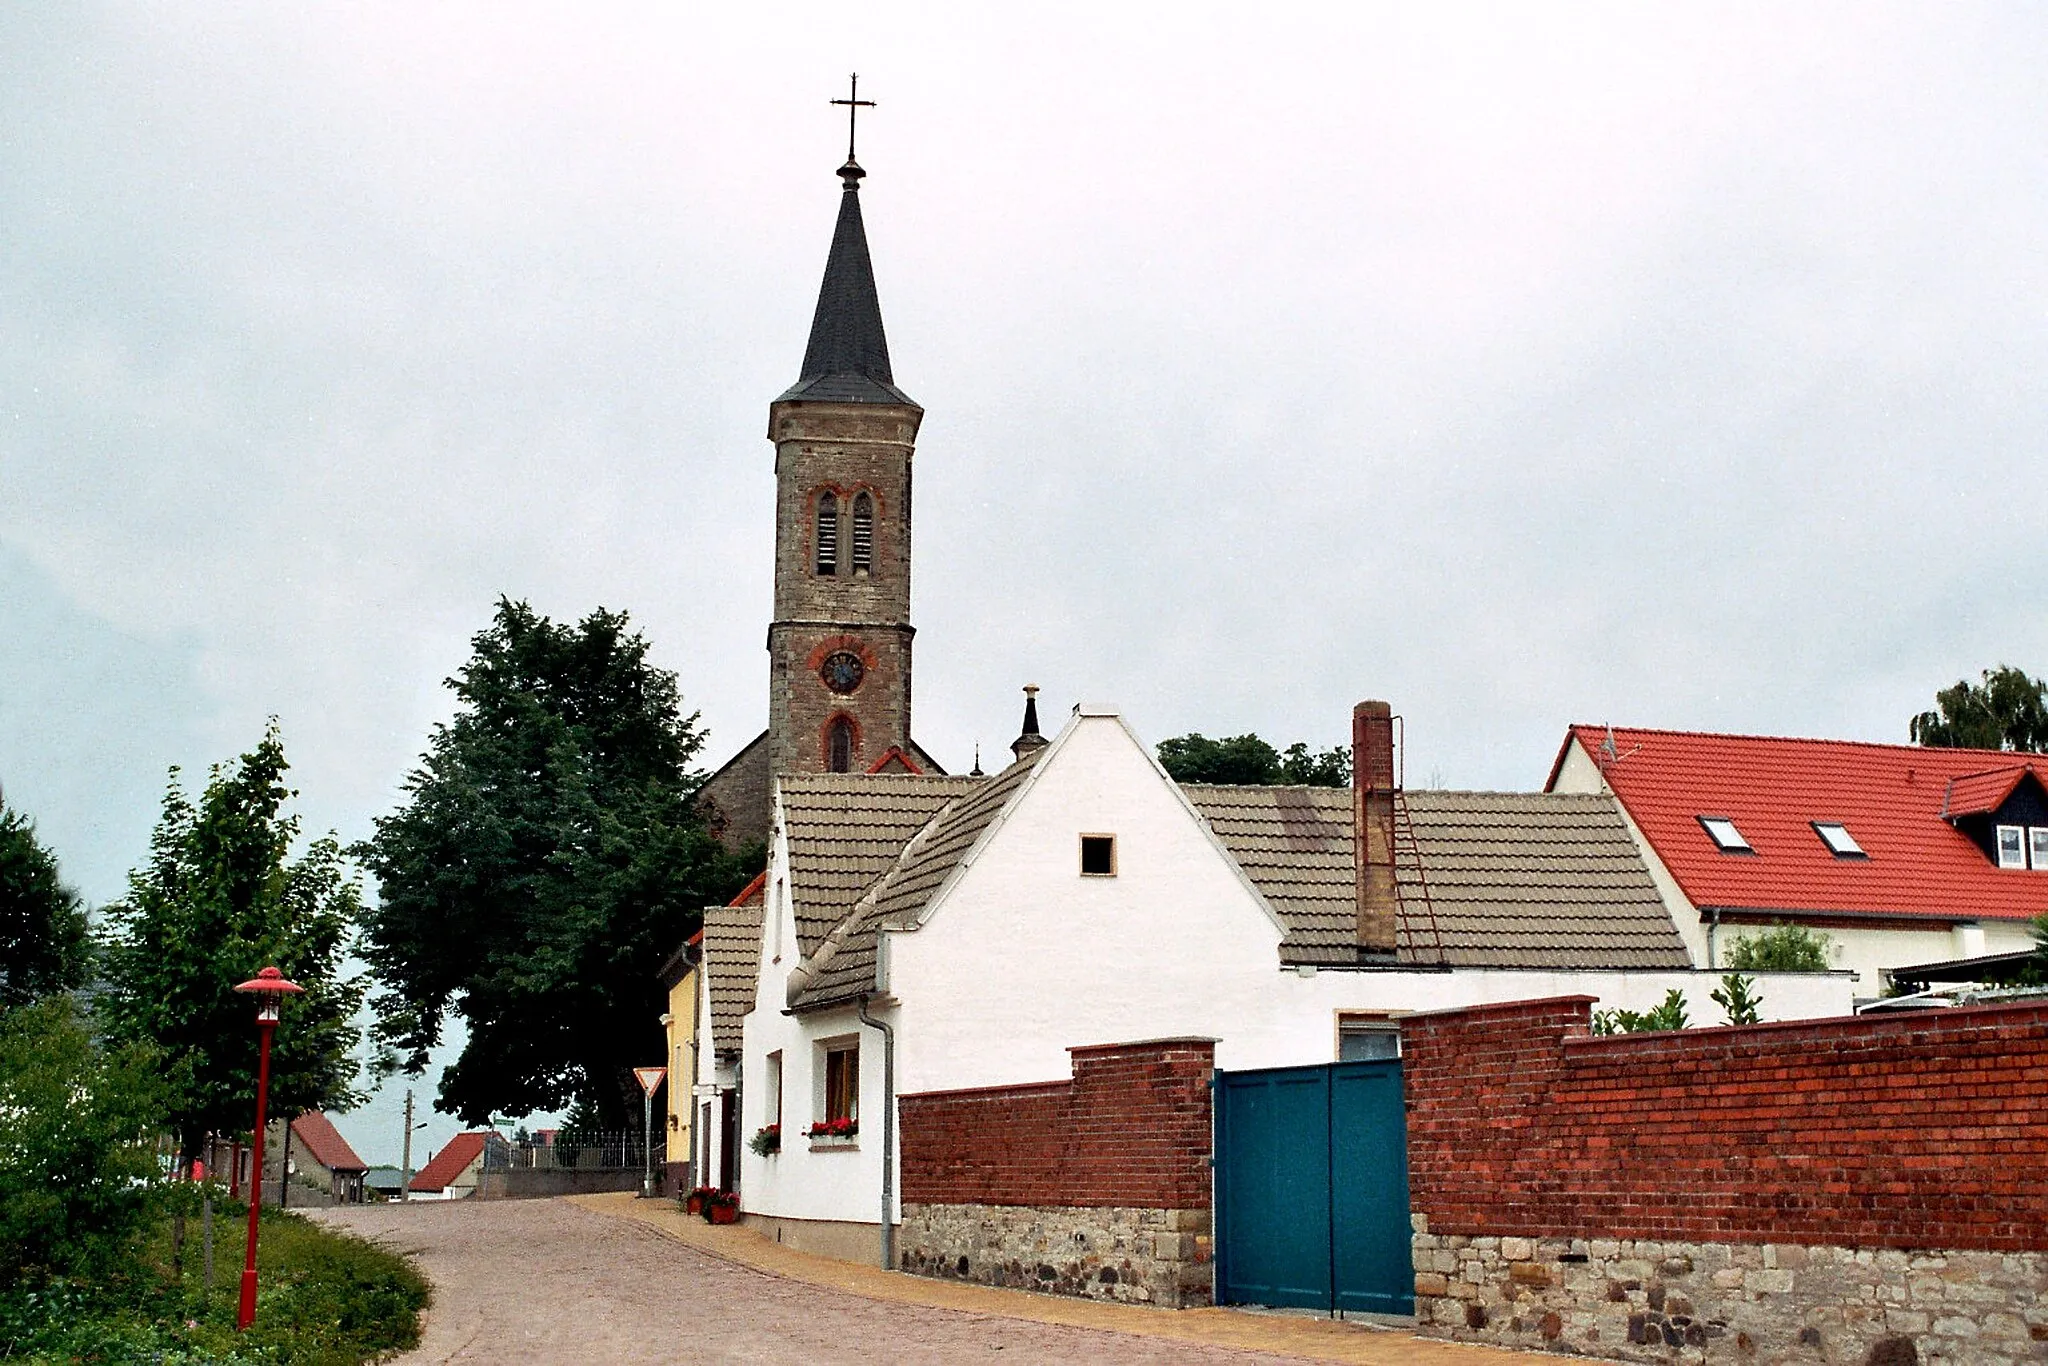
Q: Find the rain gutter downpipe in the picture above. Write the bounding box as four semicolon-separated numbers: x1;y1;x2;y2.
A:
856;994;896;1271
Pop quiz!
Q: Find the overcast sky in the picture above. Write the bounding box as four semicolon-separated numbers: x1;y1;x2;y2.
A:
6;3;2046;1161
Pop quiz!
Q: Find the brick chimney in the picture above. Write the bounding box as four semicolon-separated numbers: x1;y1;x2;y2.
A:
1352;700;1398;956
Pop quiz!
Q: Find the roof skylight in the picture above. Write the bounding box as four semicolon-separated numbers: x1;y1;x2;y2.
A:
1698;816;1753;853
1813;822;1866;858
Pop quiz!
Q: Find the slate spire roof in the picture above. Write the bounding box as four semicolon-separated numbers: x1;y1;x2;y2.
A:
777;161;917;407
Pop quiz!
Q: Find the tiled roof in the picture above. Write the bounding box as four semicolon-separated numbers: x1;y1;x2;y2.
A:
792;753;1044;1011
701;900;763;1053
1941;765;2044;819
409;1132;490;1192
779;774;985;961
1553;726;2048;923
289;1112;368;1173
1187;786;1691;969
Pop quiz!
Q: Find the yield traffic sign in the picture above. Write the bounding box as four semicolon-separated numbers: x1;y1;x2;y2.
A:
634;1067;668;1097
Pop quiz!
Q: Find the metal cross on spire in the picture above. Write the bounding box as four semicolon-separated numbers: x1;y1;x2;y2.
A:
830;73;876;166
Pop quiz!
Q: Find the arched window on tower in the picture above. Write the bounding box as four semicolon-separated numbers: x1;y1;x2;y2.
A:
851;493;874;576
827;716;853;773
815;492;839;576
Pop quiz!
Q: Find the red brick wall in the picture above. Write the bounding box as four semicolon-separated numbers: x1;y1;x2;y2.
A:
900;1040;1214;1209
1403;996;2048;1252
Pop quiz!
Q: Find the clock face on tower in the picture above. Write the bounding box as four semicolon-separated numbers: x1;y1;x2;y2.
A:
820;651;866;695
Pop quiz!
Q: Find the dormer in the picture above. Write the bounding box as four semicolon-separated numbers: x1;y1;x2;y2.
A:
1940;763;2048;869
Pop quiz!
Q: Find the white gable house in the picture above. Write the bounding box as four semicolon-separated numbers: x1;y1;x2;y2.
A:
729;701;1855;1265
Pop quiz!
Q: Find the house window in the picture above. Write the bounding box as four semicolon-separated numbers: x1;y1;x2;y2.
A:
822;1042;858;1126
815;492;839;575
765;1051;783;1130
1338;1018;1401;1062
827;716;853;773
1997;824;2026;869
1699;816;1753;853
1812;822;1865;858
1079;834;1117;876
2032;827;2048;871
851;492;873;575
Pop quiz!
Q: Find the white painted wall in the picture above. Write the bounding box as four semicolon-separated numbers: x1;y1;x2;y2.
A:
1550;732;2041;997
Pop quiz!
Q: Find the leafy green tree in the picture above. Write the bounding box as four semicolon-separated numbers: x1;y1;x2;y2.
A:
0;998;168;1282
1909;665;2048;751
1157;733;1350;787
1710;972;1762;1026
0;806;90;1009
1725;925;1832;973
1591;988;1691;1035
98;725;367;1161
356;599;755;1129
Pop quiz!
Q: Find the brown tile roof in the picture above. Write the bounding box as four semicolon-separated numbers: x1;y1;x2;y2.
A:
409;1131;490;1192
701;900;763;1054
1184;786;1692;970
791;754;1043;1012
289;1112;367;1173
778;773;985;962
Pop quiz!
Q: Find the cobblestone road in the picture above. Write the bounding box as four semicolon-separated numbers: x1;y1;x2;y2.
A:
316;1198;1339;1365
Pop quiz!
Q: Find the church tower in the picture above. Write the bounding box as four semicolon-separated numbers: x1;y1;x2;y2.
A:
765;151;929;780
697;134;940;850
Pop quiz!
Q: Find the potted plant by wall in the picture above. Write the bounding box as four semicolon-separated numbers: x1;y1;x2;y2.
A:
806;1116;858;1143
704;1189;740;1225
682;1184;717;1217
748;1123;781;1156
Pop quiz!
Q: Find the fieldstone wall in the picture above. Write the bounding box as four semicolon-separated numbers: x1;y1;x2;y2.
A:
899;1202;1213;1308
1412;1218;2048;1365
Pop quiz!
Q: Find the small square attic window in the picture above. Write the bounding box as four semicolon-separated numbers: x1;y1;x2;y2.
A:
1813;822;1865;858
1079;834;1117;877
1699;816;1753;853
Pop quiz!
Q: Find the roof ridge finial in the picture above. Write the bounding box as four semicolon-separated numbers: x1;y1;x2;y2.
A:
831;73;875;187
1011;685;1048;763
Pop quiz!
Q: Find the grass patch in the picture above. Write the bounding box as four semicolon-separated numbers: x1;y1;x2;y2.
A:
1;1204;428;1365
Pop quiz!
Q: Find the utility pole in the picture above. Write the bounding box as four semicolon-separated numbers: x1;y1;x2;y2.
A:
400;1089;414;1202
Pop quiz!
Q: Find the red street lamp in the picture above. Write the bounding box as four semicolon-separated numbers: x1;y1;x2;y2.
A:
231;966;303;1331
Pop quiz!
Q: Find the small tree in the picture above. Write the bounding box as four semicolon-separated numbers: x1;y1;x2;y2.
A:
1710;973;1763;1026
0;806;90;1009
0;999;168;1282
98;724;367;1163
1909;665;2048;752
1157;733;1350;787
1725;925;1832;973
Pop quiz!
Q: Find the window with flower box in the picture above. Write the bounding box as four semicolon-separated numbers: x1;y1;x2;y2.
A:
811;1038;859;1143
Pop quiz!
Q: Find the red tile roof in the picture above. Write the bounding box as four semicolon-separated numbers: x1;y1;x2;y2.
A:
1550;726;2048;924
409;1132;490;1192
1940;765;2045;819
290;1112;367;1173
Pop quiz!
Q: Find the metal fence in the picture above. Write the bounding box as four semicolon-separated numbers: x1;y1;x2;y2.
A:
482;1130;663;1173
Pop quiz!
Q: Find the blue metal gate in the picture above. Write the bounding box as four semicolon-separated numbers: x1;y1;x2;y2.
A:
1213;1060;1413;1315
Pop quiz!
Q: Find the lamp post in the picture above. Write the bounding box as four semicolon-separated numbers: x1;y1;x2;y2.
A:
231;966;303;1331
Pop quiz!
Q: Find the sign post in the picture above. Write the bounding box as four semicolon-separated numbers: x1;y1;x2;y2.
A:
634;1067;667;1198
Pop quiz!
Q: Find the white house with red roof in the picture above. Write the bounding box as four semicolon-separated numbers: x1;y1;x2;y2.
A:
1547;725;2048;997
408;1131;492;1200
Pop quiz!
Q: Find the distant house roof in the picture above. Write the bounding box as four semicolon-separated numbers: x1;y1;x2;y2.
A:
363;1167;406;1192
290;1112;368;1174
409;1132;490;1193
1186;786;1693;970
778;774;986;960
792;753;1044;1011
702;900;764;1052
1549;725;2048;923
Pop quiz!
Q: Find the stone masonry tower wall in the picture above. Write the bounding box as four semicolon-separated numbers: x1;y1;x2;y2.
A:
766;397;921;777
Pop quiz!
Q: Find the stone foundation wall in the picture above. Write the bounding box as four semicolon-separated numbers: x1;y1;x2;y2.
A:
1413;1219;2048;1365
899;1203;1213;1308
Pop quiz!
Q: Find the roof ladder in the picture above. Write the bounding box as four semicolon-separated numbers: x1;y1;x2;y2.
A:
1388;717;1449;967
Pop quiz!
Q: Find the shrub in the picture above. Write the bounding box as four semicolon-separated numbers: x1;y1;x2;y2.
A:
1725;924;1832;973
1591;989;1691;1035
1711;972;1763;1025
0;999;168;1283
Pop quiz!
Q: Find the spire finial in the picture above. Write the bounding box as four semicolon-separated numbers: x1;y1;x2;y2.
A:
830;73;876;185
1011;685;1048;763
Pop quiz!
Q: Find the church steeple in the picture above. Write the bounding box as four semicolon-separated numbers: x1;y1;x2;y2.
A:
777;160;916;407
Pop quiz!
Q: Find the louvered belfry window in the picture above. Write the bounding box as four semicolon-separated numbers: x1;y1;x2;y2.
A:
851;492;874;575
815;492;839;575
827;716;853;773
